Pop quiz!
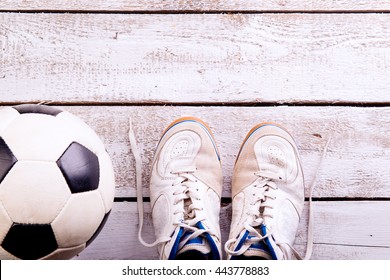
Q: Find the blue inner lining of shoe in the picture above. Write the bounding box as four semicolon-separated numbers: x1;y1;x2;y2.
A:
169;222;220;260
230;230;250;260
231;229;274;260
196;221;220;260
168;227;184;260
261;224;277;260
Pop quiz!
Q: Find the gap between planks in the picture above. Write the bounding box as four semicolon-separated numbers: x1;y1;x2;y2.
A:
3;10;390;14
1;101;390;107
113;197;390;203
2;0;390;13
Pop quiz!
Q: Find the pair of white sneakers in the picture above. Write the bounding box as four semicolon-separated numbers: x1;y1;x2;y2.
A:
134;117;310;260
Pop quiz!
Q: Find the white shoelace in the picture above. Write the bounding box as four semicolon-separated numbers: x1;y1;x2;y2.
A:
128;120;215;254
224;174;278;256
170;167;215;248
302;136;332;260
129;119;331;259
225;137;332;260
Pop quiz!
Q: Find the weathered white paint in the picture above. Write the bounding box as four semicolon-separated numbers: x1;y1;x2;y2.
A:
1;1;389;260
1;0;390;12
75;201;390;260
42;105;390;199
1;14;390;104
3;104;388;197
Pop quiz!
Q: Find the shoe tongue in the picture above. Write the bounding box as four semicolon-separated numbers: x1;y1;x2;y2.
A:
238;232;273;260
177;234;211;256
244;240;272;259
233;225;278;260
168;222;220;260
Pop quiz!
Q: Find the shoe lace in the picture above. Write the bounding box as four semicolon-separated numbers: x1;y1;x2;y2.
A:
224;173;277;256
129;120;215;254
169;167;215;249
225;137;332;260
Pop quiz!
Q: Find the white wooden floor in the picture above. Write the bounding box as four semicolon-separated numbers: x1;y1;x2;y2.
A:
1;1;390;260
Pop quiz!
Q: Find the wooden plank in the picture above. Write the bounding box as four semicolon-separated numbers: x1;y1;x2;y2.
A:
75;201;390;259
1;13;390;104
1;0;390;12
29;105;390;199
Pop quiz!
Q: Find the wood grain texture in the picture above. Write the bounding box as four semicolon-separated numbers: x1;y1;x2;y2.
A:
29;105;390;199
1;0;390;12
75;201;390;259
1;13;390;104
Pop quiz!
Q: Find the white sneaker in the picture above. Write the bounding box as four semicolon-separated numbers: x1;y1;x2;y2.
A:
225;123;305;260
144;117;223;259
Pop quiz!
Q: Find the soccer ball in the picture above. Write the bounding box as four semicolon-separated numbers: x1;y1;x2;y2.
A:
0;104;115;259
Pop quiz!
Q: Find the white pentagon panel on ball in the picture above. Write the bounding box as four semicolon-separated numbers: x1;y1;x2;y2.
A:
0;202;12;244
52;190;105;248
97;152;115;212
0;247;18;260
56;112;106;156
0;161;71;224
0;107;20;134
42;244;86;260
1;113;74;162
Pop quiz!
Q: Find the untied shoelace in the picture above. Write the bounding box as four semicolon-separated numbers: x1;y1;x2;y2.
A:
128;120;213;254
129;119;331;259
225;136;332;260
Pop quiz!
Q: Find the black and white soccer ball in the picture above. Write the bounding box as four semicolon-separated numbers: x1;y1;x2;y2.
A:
0;104;115;259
